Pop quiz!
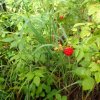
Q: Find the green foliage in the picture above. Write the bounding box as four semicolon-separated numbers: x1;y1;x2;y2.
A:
82;77;95;90
0;0;100;99
71;2;100;90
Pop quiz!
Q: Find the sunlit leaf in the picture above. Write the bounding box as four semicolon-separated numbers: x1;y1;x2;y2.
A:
76;49;84;62
80;26;91;38
62;96;67;100
82;77;95;90
73;23;85;27
2;37;14;42
33;76;40;87
74;67;91;78
26;72;34;81
55;94;61;100
95;72;100;83
89;62;100;72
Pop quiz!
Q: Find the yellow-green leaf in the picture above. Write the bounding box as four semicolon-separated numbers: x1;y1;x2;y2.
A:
89;62;100;72
95;72;100;83
82;77;95;90
33;76;40;87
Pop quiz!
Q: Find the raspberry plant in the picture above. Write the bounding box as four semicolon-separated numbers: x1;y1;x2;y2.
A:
0;0;100;100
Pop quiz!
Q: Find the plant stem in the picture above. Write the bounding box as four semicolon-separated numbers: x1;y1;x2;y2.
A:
58;81;79;93
68;56;71;68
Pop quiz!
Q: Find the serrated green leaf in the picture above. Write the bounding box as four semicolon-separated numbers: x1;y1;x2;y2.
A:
34;70;44;77
40;92;45;97
93;10;100;23
77;49;84;62
74;67;91;78
2;37;14;42
47;89;57;99
95;72;100;83
40;54;46;63
55;94;61;100
62;96;67;100
80;26;91;38
33;76;40;87
87;36;96;45
18;41;25;51
89;62;100;72
88;4;100;15
42;84;51;93
82;77;95;90
80;31;91;38
26;72;34;81
19;73;26;80
10;41;18;48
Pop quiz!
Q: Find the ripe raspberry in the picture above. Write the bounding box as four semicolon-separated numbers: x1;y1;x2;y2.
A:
59;16;64;20
63;47;74;56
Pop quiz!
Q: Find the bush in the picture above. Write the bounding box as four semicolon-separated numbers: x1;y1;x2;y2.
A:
0;0;100;99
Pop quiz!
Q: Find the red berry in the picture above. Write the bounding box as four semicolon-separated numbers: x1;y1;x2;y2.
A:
59;16;64;20
63;47;74;56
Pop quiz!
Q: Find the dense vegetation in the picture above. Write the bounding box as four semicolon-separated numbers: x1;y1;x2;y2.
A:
0;0;100;100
